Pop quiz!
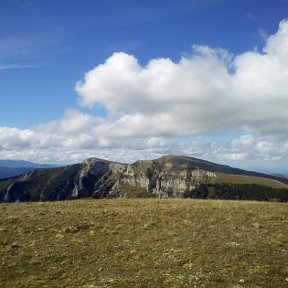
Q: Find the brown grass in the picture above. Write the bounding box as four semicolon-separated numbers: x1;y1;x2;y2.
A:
0;199;288;287
216;173;288;189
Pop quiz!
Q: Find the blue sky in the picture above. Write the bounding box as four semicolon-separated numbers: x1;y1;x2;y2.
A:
1;0;288;172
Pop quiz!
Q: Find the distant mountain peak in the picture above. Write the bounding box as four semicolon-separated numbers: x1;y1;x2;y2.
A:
0;159;53;169
0;159;55;179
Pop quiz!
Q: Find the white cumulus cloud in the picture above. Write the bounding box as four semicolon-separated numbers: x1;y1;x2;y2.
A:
76;20;288;140
1;19;288;169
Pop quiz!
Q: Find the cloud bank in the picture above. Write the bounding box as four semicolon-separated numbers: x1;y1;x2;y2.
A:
1;20;288;168
76;19;288;137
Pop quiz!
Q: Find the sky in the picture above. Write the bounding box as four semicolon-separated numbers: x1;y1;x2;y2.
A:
1;0;288;173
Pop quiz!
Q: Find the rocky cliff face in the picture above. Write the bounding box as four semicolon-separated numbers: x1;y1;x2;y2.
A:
0;156;217;202
113;158;216;198
0;155;285;202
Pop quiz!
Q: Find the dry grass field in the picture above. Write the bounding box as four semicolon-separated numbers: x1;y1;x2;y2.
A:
216;173;288;189
0;199;288;287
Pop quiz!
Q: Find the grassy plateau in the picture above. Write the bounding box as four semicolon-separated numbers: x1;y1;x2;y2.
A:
0;198;288;287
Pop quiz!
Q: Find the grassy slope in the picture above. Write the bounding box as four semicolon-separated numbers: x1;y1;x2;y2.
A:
216;173;288;189
0;199;288;288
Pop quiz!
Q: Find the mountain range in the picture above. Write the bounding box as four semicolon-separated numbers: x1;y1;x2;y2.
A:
0;160;54;179
0;155;287;202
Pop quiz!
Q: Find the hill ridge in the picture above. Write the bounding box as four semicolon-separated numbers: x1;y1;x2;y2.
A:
0;155;287;202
